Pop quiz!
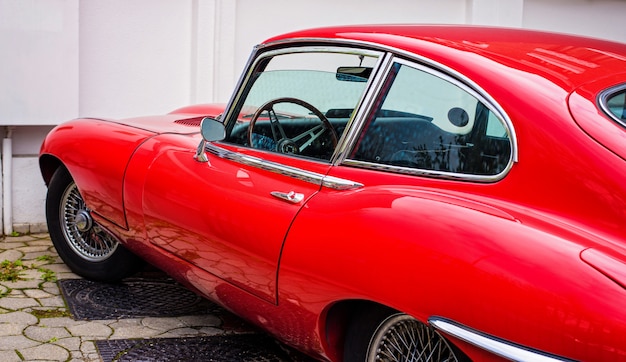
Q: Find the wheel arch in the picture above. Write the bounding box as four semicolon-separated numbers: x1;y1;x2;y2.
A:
39;154;64;187
322;300;394;360
322;299;471;361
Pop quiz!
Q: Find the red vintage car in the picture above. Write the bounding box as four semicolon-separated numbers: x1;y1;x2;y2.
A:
40;25;626;361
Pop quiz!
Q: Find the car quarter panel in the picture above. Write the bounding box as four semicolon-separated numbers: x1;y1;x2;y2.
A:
39;118;154;228
277;179;626;361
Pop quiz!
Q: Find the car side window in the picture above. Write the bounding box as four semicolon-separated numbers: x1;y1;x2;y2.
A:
351;62;512;176
224;50;379;161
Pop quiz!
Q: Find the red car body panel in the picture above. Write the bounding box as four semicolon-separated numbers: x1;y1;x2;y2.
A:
40;25;626;361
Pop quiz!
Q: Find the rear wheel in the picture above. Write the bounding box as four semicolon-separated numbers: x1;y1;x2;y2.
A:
344;308;461;362
46;167;141;281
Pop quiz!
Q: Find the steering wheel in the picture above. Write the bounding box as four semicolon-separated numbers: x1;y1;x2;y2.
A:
247;97;338;155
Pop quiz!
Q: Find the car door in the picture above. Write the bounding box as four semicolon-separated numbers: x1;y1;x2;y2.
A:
142;46;382;304
141;140;329;304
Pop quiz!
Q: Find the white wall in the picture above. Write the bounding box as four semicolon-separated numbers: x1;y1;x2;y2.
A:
1;0;625;234
0;0;79;125
79;1;194;119
524;0;626;42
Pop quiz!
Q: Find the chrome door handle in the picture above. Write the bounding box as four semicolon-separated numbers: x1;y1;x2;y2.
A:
270;191;304;204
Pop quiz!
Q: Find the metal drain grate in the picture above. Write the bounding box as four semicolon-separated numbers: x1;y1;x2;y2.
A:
59;278;219;320
96;335;314;362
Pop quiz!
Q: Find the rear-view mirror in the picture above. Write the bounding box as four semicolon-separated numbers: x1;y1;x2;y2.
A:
336;66;372;82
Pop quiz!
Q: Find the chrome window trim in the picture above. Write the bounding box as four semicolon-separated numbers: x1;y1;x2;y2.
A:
429;317;575;362
342;159;490;182
341;56;516;182
206;143;362;190
598;83;626;127
220;43;385;137
261;38;518;161
331;52;395;164
219;37;518;183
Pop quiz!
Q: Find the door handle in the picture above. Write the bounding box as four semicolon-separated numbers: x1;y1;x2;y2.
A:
270;191;304;204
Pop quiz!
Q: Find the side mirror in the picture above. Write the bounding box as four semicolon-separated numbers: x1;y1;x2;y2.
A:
195;117;225;162
200;117;226;141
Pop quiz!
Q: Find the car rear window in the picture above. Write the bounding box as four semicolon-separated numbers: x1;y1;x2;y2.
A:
600;84;626;126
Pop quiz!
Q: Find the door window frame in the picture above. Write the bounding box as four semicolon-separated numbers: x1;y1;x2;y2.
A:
341;56;518;183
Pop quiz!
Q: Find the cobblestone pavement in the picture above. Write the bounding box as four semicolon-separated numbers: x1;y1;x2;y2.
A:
0;233;297;362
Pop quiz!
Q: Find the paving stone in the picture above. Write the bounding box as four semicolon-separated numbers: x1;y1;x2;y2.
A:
0;311;38;325
28;234;53;241
56;271;82;280
7;289;24;297
141;316;186;331
0;240;25;248
0;249;23;261
18;245;51;253
18;343;70;361
38;295;67;308
20;268;43;280
22;253;54;263
67;321;113;338
24;325;71;342
0;350;21;362
24;289;53;299
1;279;42;290
158;327;205;338
108;319;161;339
4;235;36;242
42;282;61;294
42;263;72;273
53;336;82;352
79;340;98;357
0;296;40;310
0;322;28;336
41;316;86;328
0;335;40;350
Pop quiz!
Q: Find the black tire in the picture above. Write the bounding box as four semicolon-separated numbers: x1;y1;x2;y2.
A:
46;167;142;282
344;306;461;362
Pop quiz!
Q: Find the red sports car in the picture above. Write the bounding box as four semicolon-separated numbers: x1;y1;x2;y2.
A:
40;25;626;361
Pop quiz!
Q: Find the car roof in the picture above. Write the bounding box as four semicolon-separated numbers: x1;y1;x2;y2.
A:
263;25;626;93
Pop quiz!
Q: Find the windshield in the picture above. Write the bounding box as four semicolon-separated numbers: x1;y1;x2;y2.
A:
223;49;380;160
240;69;368;118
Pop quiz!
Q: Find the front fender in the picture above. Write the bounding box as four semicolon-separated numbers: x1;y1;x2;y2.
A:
39;118;154;229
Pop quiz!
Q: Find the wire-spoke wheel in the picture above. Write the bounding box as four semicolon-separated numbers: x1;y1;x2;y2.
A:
367;314;458;362
46;167;142;281
60;182;118;262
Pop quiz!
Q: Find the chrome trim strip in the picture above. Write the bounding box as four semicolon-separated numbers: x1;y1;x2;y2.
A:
321;175;364;190
206;143;362;190
598;83;626;127
342;159;491;182
332;52;395;165
219;46;259;129
429;317;575;362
